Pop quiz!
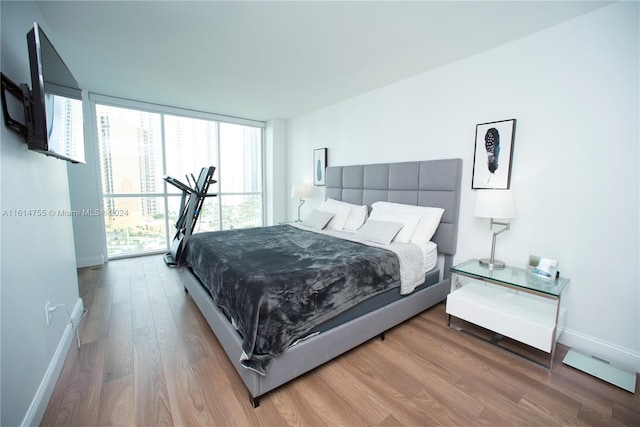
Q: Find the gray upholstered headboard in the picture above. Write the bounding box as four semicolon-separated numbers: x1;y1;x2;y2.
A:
325;158;462;276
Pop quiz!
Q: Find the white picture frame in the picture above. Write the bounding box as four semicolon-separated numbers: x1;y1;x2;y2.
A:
527;255;559;280
313;148;327;186
472;119;516;189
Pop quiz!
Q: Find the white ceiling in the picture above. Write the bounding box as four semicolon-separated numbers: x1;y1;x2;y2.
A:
35;1;610;122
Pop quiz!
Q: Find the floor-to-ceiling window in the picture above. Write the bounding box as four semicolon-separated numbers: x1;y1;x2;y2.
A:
91;95;264;258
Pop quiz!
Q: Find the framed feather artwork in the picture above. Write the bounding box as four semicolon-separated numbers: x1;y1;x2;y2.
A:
472;119;516;189
313;148;327;186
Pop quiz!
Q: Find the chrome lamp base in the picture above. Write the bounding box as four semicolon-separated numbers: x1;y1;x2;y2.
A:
479;258;506;269
296;198;305;222
479;218;510;270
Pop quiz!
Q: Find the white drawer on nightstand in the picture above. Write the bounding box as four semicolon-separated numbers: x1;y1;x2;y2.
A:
446;282;564;352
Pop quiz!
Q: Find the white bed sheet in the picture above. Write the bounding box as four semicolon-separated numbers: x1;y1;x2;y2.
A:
422;241;438;272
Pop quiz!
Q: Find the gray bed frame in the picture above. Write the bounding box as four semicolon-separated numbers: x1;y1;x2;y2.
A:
180;158;462;407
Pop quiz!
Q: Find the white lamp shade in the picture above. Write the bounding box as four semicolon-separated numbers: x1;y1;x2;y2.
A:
291;184;313;199
474;189;516;219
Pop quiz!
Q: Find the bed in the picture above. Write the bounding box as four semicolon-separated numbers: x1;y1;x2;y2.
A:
179;158;462;407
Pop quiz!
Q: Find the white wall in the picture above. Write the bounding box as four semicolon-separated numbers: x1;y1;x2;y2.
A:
286;2;639;371
1;2;83;425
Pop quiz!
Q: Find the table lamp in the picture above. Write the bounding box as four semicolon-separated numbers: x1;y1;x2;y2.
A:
474;189;516;269
291;184;313;222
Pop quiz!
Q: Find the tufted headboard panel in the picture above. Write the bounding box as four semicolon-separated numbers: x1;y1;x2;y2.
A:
325;159;462;273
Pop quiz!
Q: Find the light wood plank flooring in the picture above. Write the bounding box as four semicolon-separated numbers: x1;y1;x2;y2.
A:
42;255;639;426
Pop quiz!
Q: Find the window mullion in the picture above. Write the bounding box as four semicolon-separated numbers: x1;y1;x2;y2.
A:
216;121;223;230
160;113;171;250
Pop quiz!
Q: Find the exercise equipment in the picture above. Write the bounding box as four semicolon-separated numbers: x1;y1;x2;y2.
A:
163;166;217;266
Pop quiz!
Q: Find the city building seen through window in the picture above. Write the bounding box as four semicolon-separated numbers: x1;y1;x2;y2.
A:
94;100;263;258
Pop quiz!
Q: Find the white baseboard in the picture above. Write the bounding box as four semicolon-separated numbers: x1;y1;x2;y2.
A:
76;254;104;268
21;298;84;427
559;327;640;373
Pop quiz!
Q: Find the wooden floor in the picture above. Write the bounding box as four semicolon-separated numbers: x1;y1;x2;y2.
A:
42;255;639;426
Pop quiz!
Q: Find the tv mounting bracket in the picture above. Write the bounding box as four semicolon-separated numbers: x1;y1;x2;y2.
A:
1;72;32;138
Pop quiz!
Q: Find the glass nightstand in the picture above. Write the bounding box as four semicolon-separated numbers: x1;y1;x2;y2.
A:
446;259;570;370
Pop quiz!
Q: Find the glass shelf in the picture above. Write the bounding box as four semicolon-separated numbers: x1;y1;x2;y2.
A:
451;258;570;298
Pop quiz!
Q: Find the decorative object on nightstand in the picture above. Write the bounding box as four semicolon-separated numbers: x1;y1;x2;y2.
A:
474;189;516;269
291;184;313;222
527;255;559;280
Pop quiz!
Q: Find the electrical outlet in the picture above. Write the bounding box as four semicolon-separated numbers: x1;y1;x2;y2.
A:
45;301;51;327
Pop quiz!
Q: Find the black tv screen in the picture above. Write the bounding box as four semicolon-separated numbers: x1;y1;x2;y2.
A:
27;22;85;164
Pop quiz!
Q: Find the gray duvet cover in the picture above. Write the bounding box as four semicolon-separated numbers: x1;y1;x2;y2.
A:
183;224;401;375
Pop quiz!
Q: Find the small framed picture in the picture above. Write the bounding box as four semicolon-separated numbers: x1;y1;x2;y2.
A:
472;119;516;189
527;255;559;280
313;148;327;186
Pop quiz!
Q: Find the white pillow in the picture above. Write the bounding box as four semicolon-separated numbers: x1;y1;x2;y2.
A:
356;219;403;245
368;209;421;243
301;209;335;230
317;201;351;230
326;198;368;230
371;201;445;246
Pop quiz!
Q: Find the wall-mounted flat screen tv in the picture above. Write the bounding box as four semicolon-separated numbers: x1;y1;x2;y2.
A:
27;23;85;163
26;22;85;164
